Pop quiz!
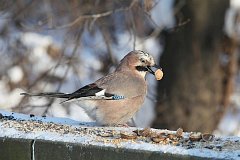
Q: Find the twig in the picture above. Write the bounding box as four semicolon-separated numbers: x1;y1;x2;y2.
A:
53;1;137;29
166;18;191;32
173;0;186;15
100;26;117;65
41;29;82;116
141;0;188;40
130;10;137;50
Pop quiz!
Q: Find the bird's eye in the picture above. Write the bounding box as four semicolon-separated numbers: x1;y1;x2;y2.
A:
141;59;146;63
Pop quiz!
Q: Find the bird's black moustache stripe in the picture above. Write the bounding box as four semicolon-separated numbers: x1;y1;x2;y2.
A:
136;66;148;72
136;66;155;75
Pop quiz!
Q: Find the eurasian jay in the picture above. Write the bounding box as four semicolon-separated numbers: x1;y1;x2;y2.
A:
21;50;162;126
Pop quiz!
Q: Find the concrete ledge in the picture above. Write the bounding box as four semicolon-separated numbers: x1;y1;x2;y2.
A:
0;110;239;160
33;139;200;160
0;138;32;160
0;137;208;160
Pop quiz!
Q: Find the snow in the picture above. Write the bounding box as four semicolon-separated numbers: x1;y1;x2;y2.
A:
0;83;24;109
225;0;240;40
22;33;55;74
21;32;54;49
216;108;240;136
231;0;240;8
0;110;239;159
7;66;24;83
0;110;83;126
224;8;240;40
150;0;175;28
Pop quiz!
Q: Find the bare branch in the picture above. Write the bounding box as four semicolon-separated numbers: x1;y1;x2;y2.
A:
130;10;137;50
53;1;137;29
42;30;82;116
100;27;117;66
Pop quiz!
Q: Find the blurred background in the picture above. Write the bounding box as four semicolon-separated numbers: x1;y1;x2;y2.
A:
0;0;240;136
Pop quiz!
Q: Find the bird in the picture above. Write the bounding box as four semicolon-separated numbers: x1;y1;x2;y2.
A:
21;50;162;126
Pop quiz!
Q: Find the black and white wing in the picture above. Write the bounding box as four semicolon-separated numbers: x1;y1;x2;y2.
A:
21;83;124;103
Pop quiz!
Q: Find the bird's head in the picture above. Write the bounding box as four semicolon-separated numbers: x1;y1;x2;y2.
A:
116;50;162;78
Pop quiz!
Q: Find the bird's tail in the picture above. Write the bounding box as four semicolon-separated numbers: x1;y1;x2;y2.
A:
20;92;71;98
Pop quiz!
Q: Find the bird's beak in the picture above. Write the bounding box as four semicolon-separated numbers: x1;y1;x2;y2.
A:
146;66;155;75
146;64;162;75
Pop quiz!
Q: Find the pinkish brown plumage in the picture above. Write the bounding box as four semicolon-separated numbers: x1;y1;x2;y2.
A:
21;50;161;126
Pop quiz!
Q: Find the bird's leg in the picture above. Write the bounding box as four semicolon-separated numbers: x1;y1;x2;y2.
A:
130;118;137;127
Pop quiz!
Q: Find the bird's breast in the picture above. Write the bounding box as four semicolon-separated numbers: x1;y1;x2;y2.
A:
107;76;146;98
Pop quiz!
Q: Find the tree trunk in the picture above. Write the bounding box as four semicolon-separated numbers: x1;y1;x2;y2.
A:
153;0;231;132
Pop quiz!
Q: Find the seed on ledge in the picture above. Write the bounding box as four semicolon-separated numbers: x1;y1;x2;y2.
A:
176;128;183;137
133;128;152;137
151;137;165;143
202;133;215;142
189;132;202;141
120;132;137;139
